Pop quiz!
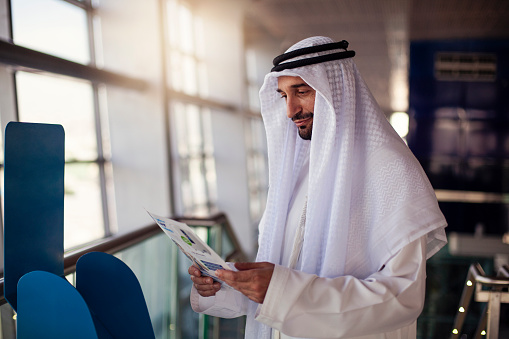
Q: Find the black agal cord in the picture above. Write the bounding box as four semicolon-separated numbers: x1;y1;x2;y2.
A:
271;40;355;72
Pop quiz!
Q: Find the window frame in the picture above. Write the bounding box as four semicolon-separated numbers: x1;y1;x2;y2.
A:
0;0;148;249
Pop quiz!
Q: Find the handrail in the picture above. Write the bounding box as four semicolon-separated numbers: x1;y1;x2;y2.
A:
0;212;244;307
469;262;509;286
499;265;509;278
451;263;509;339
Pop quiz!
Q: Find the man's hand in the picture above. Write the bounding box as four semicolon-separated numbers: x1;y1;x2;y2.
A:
216;262;275;304
189;265;221;297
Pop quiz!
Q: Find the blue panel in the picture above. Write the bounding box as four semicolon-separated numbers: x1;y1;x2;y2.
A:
418;159;463;191
409;39;509;233
76;252;155;339
438;202;509;234
17;271;98;339
409;79;464;115
465;82;498;110
407;117;460;157
3;122;65;311
410;39;509;78
465;120;500;158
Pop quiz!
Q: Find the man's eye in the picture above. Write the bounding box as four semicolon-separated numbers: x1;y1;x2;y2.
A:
298;90;309;95
280;94;287;99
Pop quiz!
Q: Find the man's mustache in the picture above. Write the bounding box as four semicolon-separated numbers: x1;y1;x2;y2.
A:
291;112;314;122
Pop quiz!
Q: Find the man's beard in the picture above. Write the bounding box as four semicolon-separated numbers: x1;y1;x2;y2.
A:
292;112;314;140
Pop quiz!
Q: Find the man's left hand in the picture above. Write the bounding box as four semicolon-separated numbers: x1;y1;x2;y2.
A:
216;262;275;304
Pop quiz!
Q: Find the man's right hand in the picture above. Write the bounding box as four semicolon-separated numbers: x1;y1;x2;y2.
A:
188;265;222;297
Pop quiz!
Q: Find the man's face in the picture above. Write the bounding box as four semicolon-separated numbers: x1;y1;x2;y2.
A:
277;76;316;140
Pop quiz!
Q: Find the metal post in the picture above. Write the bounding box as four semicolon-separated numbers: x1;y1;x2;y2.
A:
486;292;501;339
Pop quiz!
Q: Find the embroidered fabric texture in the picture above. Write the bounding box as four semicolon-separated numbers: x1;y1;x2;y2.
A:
246;36;448;339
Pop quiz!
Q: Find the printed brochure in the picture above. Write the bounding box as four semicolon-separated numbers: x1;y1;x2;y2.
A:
147;211;232;285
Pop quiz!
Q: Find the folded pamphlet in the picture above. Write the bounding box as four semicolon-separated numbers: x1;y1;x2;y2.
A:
147;211;233;285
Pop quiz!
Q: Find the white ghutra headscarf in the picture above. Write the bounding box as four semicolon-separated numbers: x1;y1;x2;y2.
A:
246;36;447;338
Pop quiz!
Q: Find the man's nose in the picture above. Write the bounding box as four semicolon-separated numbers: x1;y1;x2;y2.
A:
286;97;301;119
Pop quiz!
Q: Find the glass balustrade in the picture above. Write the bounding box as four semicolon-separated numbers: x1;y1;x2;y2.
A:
0;216;246;339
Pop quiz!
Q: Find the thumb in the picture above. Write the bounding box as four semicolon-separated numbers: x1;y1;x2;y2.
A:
234;262;272;271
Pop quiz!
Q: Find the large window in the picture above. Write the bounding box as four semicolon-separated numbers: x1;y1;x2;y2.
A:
245;118;268;226
165;0;218;216
2;0;115;249
11;0;91;65
166;0;207;97
244;47;268;227
171;102;217;216
15;71;108;248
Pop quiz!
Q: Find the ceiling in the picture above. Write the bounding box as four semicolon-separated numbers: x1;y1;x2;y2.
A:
243;0;509;114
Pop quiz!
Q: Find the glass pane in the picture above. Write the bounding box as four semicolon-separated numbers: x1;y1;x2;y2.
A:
171;102;218;216
189;157;207;205
64;162;104;249
179;158;193;211
115;234;174;338
205;156;217;204
186;104;202;155
245;49;258;83
166;0;179;48
169;51;182;91
194;17;205;59
182;55;197;95
198;61;209;98
249;84;261;111
178;4;194;54
16;71;98;162
0;164;105;250
173;102;189;156
201;108;213;155
11;0;91;64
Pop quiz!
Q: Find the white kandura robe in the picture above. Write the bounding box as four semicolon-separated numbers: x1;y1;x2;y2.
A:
191;160;427;339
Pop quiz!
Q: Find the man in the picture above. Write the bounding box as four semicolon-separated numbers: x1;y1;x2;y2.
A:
188;36;448;339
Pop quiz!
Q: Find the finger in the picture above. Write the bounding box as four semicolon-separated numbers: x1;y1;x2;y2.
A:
194;281;221;297
234;262;273;271
216;270;261;290
215;269;247;282
188;265;202;277
216;266;274;304
194;280;221;291
191;275;215;285
195;283;221;297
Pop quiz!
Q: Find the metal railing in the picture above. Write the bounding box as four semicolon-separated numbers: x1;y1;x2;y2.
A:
451;263;509;339
0;212;247;339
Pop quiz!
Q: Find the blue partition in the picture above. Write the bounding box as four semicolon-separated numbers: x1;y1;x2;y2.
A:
76;252;156;339
3;122;65;311
17;271;98;339
408;39;509;234
4;121;155;338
